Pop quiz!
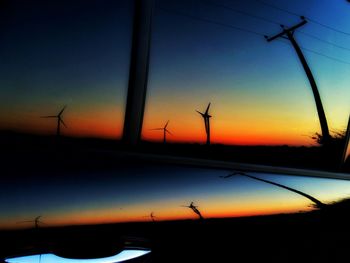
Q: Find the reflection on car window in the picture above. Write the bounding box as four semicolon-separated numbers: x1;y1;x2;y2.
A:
142;0;350;172
1;161;350;229
1;0;350;236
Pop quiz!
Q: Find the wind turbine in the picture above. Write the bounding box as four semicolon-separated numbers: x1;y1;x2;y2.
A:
149;212;156;222
142;212;157;222
151;120;172;144
196;103;212;145
17;216;46;229
221;172;325;209
41;106;67;136
181;202;204;220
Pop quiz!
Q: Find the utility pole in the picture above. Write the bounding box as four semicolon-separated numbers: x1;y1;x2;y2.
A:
265;18;330;144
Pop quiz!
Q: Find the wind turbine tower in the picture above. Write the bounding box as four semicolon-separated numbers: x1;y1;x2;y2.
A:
196;103;212;145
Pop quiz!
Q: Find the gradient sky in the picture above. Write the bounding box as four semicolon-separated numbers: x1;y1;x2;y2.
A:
1;163;350;230
142;0;350;145
1;1;350;230
0;0;349;144
0;0;133;138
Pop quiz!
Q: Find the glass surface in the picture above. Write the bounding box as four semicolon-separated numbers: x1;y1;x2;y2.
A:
1;161;350;229
1;2;350;261
142;0;350;171
0;0;133;139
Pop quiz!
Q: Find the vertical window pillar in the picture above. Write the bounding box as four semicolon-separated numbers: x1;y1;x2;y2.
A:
123;0;154;145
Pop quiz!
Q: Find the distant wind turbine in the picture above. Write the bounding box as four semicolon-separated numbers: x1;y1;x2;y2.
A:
142;212;157;222
17;216;46;229
41;106;67;136
151;120;172;143
196;103;212;145
221;172;325;209
181;202;204;220
149;212;156;222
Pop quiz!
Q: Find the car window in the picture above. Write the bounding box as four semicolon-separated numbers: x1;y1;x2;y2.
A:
1;2;350;259
142;0;350;172
0;0;133;139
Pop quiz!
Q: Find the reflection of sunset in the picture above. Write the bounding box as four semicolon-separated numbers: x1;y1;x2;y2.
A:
3;171;350;230
1;0;350;234
0;197;311;230
142;98;322;146
0;106;125;139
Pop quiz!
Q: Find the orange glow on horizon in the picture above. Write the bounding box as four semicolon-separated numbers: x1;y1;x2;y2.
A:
0;196;314;230
142;125;317;146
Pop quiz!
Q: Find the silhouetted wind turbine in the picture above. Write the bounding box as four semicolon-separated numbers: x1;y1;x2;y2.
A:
196;103;212;145
181;202;204;220
41;106;67;136
150;212;156;222
142;212;157;222
151;120;172;143
221;172;325;209
17;216;45;229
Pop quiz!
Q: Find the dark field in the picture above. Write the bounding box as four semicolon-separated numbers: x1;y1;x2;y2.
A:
1;131;349;173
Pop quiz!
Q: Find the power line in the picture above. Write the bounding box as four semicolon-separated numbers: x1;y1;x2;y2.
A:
254;0;300;17
301;47;350;66
308;18;350;36
277;39;350;66
255;0;350;36
298;31;350;52
157;7;350;66
158;7;265;37
201;0;279;26
202;1;350;52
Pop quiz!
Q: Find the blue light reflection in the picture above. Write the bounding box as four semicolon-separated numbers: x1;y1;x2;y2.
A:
5;250;151;263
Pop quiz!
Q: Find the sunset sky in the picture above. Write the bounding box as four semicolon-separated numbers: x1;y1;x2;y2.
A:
0;0;349;145
1;164;350;230
0;0;350;230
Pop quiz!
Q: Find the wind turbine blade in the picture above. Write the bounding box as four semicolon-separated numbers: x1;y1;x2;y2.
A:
165;129;173;135
60;119;67;128
58;105;67;116
164;120;169;129
196;110;204;117
40;116;56;118
205;102;211;114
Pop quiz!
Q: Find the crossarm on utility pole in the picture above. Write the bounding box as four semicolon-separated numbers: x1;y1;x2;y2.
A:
266;20;307;42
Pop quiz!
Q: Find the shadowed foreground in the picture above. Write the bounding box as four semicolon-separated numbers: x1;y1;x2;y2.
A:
1;200;350;263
